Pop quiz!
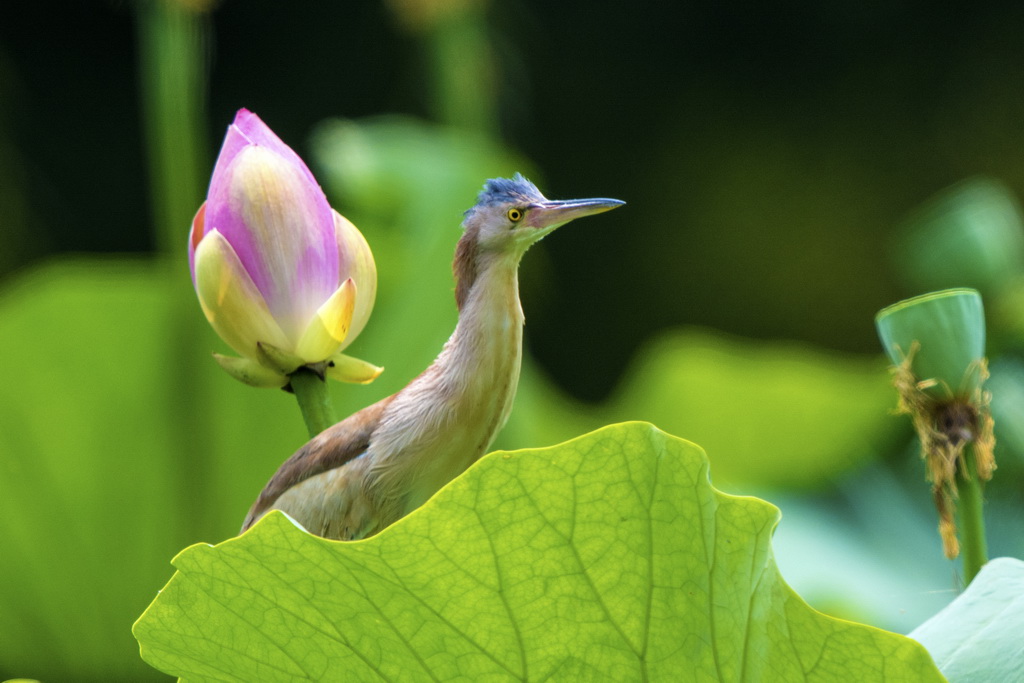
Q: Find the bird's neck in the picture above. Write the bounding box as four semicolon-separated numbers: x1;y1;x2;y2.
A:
441;247;525;414
386;246;526;513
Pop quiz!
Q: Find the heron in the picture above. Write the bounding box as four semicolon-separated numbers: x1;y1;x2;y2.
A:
241;174;624;540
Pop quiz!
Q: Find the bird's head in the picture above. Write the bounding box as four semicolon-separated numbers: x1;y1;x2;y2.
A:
453;174;624;308
462;173;624;254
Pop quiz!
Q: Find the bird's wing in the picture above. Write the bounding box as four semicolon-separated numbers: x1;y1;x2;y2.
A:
240;395;396;533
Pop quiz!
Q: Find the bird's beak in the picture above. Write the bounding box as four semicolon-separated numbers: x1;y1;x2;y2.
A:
526;197;625;231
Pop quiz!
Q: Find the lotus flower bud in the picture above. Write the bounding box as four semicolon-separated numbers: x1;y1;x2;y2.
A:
189;109;381;387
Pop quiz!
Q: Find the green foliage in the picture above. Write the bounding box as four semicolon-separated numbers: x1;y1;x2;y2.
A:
0;262;178;681
6;2;1024;678
0;117;945;679
513;329;898;489
911;557;1024;682
893;178;1024;298
0;261;301;681
769;468;956;634
988;360;1024;467
134;423;943;681
597;330;898;488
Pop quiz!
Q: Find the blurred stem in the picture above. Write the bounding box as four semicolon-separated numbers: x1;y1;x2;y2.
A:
427;5;497;135
291;369;337;438
136;0;214;539
137;0;210;256
957;447;988;584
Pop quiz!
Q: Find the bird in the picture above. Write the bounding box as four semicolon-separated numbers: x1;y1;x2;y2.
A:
241;174;624;540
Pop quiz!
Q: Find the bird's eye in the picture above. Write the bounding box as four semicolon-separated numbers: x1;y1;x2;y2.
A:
507;208;524;222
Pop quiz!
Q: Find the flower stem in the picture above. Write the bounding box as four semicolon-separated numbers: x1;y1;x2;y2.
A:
290;369;337;438
137;0;214;538
957;446;988;584
137;0;210;257
428;5;496;136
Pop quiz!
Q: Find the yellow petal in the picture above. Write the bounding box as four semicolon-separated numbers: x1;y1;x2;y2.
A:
212;354;288;388
326;353;384;384
333;210;377;350
295;278;357;363
194;229;291;359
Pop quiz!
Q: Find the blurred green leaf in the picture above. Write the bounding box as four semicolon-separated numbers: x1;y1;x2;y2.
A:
894;177;1024;297
910;557;1024;682
0;260;309;680
135;422;943;681
987;359;1024;467
509;328;902;491
771;463;957;634
596;329;897;488
0;261;177;680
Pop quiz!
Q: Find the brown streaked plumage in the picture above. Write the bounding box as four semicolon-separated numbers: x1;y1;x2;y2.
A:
241;174;624;540
241;396;394;536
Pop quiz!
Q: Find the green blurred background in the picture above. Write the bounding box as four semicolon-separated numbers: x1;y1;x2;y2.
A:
3;0;1024;680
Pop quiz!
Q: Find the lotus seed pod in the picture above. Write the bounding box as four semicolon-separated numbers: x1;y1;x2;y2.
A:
876;288;986;399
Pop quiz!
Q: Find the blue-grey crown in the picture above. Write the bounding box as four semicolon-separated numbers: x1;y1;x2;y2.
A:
468;173;545;213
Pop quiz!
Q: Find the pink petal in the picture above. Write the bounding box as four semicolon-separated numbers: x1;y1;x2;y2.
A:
203;112;339;339
227;109;321;192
